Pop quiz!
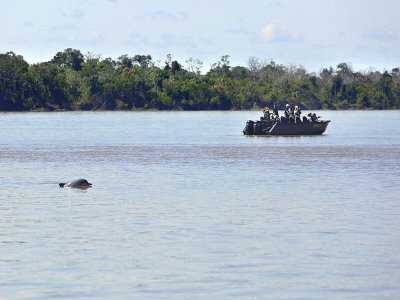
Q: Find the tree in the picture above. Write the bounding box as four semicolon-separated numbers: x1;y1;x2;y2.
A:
133;55;152;68
185;57;203;74
164;54;172;71
378;71;394;108
247;56;263;83
51;48;84;71
1;50;400;111
171;60;182;72
27;62;70;109
209;55;231;77
0;52;29;110
336;62;354;84
117;54;134;69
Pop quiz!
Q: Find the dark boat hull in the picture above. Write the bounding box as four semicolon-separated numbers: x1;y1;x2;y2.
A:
243;120;330;136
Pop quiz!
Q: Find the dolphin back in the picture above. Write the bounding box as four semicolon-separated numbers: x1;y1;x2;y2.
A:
59;179;92;188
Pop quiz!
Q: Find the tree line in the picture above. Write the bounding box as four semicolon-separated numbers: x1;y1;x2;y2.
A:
1;49;399;111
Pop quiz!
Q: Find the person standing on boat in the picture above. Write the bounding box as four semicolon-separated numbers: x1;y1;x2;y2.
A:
284;104;290;120
263;107;270;121
294;105;302;123
288;104;295;123
273;104;279;120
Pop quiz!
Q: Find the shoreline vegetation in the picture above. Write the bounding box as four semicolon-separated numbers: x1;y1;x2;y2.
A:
1;49;399;112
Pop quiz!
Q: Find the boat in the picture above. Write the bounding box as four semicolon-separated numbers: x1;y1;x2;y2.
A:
243;116;330;136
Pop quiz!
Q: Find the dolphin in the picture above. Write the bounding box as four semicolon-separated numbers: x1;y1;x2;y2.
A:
59;178;92;189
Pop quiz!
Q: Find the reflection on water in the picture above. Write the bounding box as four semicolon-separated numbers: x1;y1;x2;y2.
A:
0;111;399;299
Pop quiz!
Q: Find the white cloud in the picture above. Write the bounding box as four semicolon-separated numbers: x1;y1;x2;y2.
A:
260;22;278;40
260;22;302;42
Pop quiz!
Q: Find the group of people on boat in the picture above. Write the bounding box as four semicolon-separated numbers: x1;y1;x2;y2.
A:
262;105;279;121
262;104;320;124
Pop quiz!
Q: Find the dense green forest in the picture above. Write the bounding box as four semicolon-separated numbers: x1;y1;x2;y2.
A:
1;49;399;111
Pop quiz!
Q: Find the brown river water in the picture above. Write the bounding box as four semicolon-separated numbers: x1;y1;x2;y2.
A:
0;110;399;299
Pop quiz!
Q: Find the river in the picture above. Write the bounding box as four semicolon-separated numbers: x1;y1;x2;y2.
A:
0;110;399;299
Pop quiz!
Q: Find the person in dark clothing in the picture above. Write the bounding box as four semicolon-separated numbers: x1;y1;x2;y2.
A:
308;112;318;122
288;104;295;123
284;104;290;120
272;104;279;120
294;105;302;123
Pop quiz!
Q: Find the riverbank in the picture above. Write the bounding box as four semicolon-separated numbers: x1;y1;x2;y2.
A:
2;51;399;112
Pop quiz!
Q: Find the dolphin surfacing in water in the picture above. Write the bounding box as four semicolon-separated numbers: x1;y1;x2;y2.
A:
59;178;92;189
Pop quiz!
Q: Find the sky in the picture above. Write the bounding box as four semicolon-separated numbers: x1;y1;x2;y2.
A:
1;0;399;73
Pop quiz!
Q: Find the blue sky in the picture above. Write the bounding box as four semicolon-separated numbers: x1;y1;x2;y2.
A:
1;0;399;73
